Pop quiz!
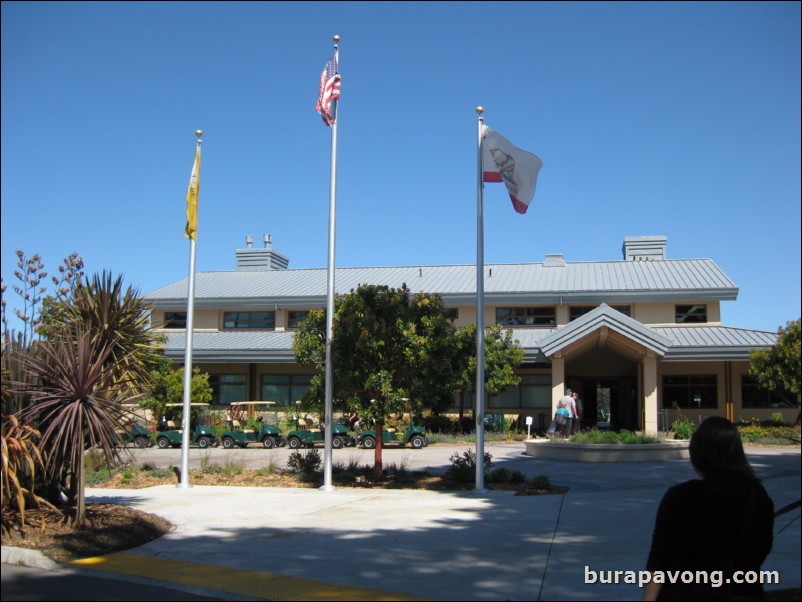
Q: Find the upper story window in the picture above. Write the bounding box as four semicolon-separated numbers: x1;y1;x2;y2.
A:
496;307;556;327
163;312;187;329
569;305;631;321
287;310;310;330
223;311;276;329
675;305;707;323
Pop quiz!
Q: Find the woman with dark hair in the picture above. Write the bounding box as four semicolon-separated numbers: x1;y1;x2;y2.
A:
643;416;774;601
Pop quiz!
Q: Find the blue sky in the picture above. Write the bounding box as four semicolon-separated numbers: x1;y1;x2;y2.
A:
2;1;800;333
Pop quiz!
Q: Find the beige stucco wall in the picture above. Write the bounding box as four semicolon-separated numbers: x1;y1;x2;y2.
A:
631;301;721;326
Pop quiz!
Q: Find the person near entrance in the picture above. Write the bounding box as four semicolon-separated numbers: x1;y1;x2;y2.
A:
571;391;583;434
547;389;577;437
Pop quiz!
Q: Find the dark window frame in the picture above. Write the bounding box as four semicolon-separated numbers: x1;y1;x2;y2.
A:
496;306;556;327
662;374;718;409
209;373;248;405
163;312;187;329
223;311;276;330
675;304;707;324
741;375;796;408
286;310;310;330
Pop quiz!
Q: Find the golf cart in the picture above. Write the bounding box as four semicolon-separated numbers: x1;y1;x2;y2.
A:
155;403;219;449
114;404;153;448
220;401;285;449
285;415;355;449
358;422;430;449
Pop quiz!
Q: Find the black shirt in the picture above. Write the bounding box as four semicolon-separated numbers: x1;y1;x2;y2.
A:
646;478;774;600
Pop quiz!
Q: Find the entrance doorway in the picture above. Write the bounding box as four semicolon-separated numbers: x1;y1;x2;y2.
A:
579;378;637;431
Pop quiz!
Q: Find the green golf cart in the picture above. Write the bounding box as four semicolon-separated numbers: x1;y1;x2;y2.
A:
155;403;219;449
285;416;355;450
220;401;285;449
357;422;430;449
114;404;153;448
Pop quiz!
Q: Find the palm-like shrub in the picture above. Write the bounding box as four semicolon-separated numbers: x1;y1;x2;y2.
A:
18;324;133;525
39;271;158;396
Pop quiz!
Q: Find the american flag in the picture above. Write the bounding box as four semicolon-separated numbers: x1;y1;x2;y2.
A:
315;53;340;126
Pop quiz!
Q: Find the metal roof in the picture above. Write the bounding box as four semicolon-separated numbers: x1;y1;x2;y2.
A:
158;324;776;364
144;258;738;310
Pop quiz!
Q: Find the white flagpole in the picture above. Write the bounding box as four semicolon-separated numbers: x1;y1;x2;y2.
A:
475;107;486;491
179;130;202;489
321;35;340;492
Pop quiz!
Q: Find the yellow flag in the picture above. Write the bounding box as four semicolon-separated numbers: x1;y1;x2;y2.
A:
185;145;200;240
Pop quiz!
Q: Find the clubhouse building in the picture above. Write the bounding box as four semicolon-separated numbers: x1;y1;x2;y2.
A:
144;235;795;432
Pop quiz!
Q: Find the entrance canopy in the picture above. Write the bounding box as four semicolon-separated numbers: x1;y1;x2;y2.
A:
539;304;671;361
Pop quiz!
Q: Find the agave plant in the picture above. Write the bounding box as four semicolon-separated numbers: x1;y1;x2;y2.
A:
17;323;135;525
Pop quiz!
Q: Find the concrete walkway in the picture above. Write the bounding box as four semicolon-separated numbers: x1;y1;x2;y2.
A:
2;444;799;601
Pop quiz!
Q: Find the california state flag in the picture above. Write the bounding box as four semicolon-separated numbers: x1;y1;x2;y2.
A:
481;125;542;214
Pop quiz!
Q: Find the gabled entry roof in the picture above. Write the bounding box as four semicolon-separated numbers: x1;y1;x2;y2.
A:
539;304;672;361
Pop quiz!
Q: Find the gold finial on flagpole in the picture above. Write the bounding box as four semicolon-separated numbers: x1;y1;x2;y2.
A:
476;106;484;115
333;35;340;42
195;130;203;138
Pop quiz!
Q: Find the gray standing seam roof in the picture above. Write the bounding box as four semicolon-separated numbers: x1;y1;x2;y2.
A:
144;259;738;310
158;325;776;364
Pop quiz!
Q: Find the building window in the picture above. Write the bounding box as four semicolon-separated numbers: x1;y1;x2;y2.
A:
260;374;313;406
163;312;187;329
496;307;556;327
675;305;707;323
443;308;459;321
741;375;795;408
489;375;552;409
286;311;310;330
662;375;717;409
569;305;631;321
209;374;247;405
223;311;276;329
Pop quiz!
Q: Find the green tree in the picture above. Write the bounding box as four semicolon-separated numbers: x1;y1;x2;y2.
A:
140;364;213;426
294;284;459;479
749;319;801;411
452;324;525;433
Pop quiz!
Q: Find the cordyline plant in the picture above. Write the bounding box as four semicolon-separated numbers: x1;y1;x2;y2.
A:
16;324;135;526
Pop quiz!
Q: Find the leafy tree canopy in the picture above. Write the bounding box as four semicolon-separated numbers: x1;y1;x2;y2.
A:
749;319;801;403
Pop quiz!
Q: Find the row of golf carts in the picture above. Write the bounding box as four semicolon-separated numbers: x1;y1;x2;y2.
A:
116;402;430;451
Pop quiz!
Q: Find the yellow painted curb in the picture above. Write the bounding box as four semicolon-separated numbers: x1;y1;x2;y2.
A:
71;552;429;601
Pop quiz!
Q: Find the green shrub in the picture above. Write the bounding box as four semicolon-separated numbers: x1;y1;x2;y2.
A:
568;429;662;444
671;415;696;440
530;475;551;489
221;457;245;476
770;412;784;423
737;425;800;445
486;467;511;483
445;449;493;483
287;449;322;476
85;469;112;485
509;470;526;484
146;467;175;479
